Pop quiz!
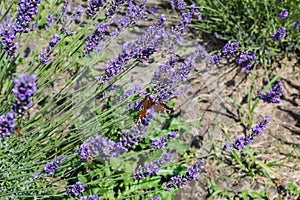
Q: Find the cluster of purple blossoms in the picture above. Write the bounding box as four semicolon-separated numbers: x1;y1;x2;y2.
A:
132;152;173;180
151;131;177;149
39;34;60;64
98;14;168;85
11;74;37;117
43;156;64;175
271;26;286;42
116;84;141;107
70;6;84;24
83;24;109;56
105;0;127;18
76;134;126;162
151;45;205;103
78;195;100;200
169;0;186;10
0;113;14;138
120;109;155;148
279;9;288;19
123;0;147;28
164;160;205;191
86;0;106;18
59;0;70;34
236;51;256;73
257;82;283;104
67;182;84;197
45;12;54;30
211;41;240;64
292;19;300;29
224;116;270;152
0;13;17;60
15;0;42;33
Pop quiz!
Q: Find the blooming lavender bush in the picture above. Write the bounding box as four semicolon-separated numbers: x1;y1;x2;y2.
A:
0;0;297;199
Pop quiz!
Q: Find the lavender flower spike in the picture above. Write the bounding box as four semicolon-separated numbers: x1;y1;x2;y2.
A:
0;13;17;60
164;160;204;191
67;182;84;197
151;131;177;149
271;26;286;42
251;115;270;137
15;0;42;33
132;152;173;180
45;12;54;30
279;9;288;20
76;134;126;161
39;34;60;64
0;113;14;138
86;0;107;18
223;115;270;151
258;82;283;104
11;74;37;116
43;156;65;175
236;51;256;73
292;19;300;29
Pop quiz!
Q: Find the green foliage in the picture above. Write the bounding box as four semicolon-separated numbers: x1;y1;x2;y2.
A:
193;0;300;66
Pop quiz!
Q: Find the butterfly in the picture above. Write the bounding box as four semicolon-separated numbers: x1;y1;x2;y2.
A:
137;95;173;124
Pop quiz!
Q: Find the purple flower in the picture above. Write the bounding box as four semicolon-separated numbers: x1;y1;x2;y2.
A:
71;6;83;23
223;142;233;152
170;0;186;10
0;113;14;138
211;41;239;64
132;152;173;180
222;41;240;58
211;51;223;64
152;46;206;103
244;134;253;145
251;115;270;137
83;24;109;56
189;4;202;20
67;182;84;197
223;116;270;151
0;13;17;60
45;12;53;30
43;156;65;175
279;9;288;19
105;0;127;17
164;160;204;191
78;197;87;200
86;0;106;18
233;137;245;151
149;195;161;200
258;82;283;104
98;15;168;84
88;195;100;200
76;143;92;159
120;117;152;150
39;34;60;64
33;173;39;178
236;51;256;73
15;0;42;33
124;0;147;28
58;0;70;34
11;74;37;116
271;26;286;42
151;131;177;149
77;134;126;161
292;19;300;29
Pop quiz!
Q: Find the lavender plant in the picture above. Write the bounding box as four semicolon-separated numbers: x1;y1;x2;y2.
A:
1;0;296;199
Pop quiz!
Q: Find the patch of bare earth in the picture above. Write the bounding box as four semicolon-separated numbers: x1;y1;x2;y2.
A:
176;52;300;199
